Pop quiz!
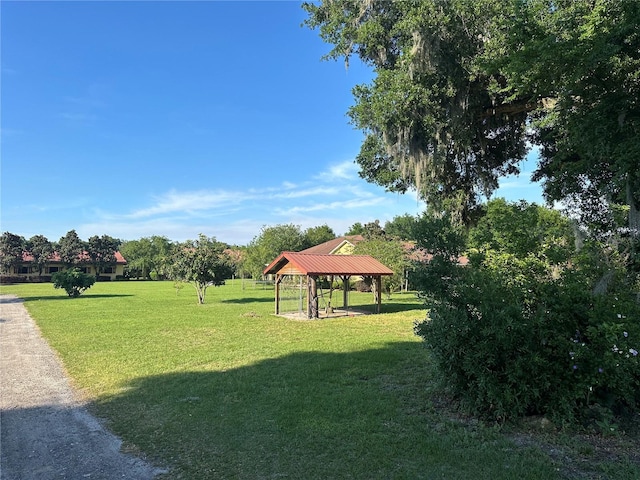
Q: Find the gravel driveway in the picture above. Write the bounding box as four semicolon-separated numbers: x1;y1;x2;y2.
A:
0;294;166;480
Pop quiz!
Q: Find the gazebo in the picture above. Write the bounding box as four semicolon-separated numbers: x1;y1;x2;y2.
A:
263;252;394;319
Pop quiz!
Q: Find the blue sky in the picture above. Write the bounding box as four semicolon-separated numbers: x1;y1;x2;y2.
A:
1;1;543;246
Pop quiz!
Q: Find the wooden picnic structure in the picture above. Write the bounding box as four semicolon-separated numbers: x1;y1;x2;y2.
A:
263;252;394;319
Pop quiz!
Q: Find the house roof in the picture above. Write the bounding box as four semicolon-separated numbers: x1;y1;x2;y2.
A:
21;251;127;264
300;235;364;255
264;251;393;277
401;241;469;266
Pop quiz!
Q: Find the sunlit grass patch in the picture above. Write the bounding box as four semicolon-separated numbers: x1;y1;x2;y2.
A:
2;280;637;479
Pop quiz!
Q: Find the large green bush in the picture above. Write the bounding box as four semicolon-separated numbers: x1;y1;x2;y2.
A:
415;261;640;423
414;200;640;424
52;268;96;297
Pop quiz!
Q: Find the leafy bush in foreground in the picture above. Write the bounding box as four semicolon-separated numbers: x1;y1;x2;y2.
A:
414;201;640;425
415;261;640;423
52;269;95;297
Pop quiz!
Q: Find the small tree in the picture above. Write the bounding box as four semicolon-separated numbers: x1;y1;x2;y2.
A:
168;234;233;304
354;237;408;298
345;222;366;236
86;234;120;279
302;224;336;249
0;232;25;274
52;269;96;297
27;235;54;277
58;230;84;267
120;236;172;280
244;224;306;279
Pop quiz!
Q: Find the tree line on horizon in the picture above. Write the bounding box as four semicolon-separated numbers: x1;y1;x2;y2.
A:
0;214;445;299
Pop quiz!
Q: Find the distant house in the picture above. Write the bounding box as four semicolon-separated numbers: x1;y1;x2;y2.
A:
300;235;364;255
301;235;468;265
5;251;127;282
401;241;469;266
300;235;468;292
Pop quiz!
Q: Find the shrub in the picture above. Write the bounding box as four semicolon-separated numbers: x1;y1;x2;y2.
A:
52;268;96;297
415;258;640;424
354;279;372;292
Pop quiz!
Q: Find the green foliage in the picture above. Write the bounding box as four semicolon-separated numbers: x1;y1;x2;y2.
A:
344;222;365;236
304;0;640;231
384;214;417;241
224;247;246;279
244;224;307;279
417;262;640;423
354;237;409;298
361;219;385;239
469;198;574;262
0;231;26;274
120;236;172;279
167;234;232;304
414;201;640;424
52;268;96;297
304;0;529;223
57;230;84;266
493;1;640;230
303;224;336;248
86;234;120;279
26;234;54;276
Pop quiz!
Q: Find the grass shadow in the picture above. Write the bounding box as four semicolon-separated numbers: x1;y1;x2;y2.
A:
220;297;273;304
379;301;426;314
92;343;560;480
343;302;425;315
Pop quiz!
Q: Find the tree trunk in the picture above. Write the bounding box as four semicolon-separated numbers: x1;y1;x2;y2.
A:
341;275;350;309
375;276;382;313
308;276;318;319
195;282;207;304
326;275;334;313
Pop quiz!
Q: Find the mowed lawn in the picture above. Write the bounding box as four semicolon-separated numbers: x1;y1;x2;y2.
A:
1;281;635;479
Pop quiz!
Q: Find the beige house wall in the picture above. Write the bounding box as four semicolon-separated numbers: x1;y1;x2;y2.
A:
9;262;125;281
333;242;356;255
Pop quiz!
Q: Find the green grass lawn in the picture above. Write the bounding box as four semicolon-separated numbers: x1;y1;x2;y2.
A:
2;280;638;479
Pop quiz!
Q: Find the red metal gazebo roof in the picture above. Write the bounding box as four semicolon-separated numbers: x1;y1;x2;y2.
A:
263;252;393;277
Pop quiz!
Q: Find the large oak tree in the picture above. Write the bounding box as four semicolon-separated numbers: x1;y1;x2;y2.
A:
303;0;640;234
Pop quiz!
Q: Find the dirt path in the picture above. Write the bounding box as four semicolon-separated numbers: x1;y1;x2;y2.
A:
0;294;166;480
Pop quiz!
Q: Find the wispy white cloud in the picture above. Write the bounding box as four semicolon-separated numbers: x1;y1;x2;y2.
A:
275;196;386;215
125;179;350;220
76;157;426;244
314;159;359;181
271;185;341;199
128;189;250;218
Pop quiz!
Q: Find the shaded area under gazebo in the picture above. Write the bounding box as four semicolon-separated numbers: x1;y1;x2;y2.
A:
263;252;394;319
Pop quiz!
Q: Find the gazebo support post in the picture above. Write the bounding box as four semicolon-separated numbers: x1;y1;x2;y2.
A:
375;275;382;313
341;275;350;309
274;274;283;314
307;275;319;319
